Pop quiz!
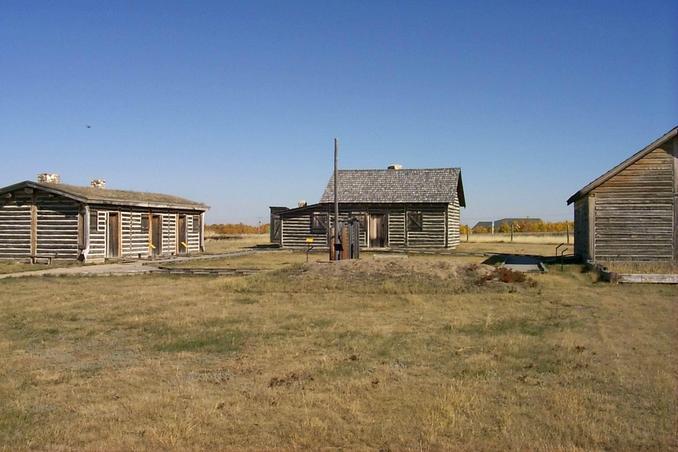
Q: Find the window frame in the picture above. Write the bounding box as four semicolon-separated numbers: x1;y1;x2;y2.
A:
192;215;201;233
407;211;423;232
140;214;150;233
352;213;367;231
310;212;329;233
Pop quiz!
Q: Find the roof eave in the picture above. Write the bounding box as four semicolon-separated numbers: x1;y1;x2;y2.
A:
0;181;208;211
567;126;678;205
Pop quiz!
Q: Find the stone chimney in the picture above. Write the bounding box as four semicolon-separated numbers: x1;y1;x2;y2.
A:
387;164;403;170
90;179;106;189
298;200;308;208
37;173;61;184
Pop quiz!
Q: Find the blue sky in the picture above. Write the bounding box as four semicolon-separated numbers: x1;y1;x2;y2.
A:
1;1;676;225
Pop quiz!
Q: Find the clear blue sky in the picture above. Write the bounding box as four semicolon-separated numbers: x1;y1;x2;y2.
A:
1;1;676;225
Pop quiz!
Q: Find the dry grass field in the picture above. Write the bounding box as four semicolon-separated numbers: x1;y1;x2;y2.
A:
0;237;676;450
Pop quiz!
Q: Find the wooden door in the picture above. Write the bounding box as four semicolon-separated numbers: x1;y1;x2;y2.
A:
151;215;162;256
107;212;119;258
369;214;388;248
178;215;187;254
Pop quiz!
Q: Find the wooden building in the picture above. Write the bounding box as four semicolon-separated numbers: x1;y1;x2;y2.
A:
0;175;208;262
567;126;677;262
270;166;465;250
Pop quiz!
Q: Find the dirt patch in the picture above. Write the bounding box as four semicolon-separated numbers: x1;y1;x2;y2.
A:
268;372;314;389
282;258;535;293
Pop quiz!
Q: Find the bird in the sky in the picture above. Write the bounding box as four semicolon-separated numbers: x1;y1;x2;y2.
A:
86;125;91;128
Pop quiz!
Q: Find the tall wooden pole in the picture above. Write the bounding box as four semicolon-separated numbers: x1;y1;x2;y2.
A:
334;138;340;260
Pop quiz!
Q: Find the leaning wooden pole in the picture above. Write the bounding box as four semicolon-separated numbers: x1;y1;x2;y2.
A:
334;138;340;260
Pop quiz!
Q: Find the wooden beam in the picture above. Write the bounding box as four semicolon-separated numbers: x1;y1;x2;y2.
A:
30;192;37;257
588;194;596;262
673;137;677;262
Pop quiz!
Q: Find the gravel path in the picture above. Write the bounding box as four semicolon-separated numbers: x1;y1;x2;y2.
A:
0;250;260;279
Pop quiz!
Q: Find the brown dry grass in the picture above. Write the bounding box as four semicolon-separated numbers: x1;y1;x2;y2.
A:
464;233;572;244
0;242;676;450
601;261;678;275
204;234;269;253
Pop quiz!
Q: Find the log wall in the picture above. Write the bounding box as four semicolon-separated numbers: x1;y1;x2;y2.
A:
0;191;32;259
0;187;204;262
279;203;460;250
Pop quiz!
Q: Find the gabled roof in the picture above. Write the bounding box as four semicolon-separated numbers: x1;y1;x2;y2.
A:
567;126;678;205
320;168;465;206
0;181;208;211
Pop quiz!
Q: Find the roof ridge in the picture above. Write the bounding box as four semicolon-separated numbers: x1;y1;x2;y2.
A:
337;167;459;171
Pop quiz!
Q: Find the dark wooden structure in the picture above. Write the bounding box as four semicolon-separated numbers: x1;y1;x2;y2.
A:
0;177;208;262
567;126;678;262
270;167;466;250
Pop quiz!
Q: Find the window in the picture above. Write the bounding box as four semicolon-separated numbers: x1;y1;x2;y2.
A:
141;214;149;233
89;210;98;233
407;211;423;232
192;215;201;233
352;213;367;231
310;213;328;233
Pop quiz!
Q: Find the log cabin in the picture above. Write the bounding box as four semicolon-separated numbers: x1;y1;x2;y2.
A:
567;126;678;263
270;166;466;250
0;175;208;263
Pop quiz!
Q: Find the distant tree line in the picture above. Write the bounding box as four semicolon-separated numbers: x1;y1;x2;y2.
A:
461;220;574;235
206;223;270;235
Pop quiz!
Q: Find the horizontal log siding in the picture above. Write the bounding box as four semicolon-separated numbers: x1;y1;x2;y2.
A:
186;215;201;253
281;209;329;248
88;210;107;259
279;203;452;250
573;197;590;261
87;206;202;260
163;215;176;255
447;199;460;249
122;211;149;257
406;205;447;248
35;192;80;259
388;208;405;247
593;146;675;261
0;192;32;259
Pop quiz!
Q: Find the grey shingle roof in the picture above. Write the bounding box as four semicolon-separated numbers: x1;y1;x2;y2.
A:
320;168;464;205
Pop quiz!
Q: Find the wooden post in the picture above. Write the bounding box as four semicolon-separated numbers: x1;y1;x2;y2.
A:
566;223;570;244
510;223;514;242
466;225;469;242
588;195;596;262
334;138;340;261
30;191;37;259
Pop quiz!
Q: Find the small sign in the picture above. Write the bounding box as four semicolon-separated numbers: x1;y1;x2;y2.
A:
305;237;314;244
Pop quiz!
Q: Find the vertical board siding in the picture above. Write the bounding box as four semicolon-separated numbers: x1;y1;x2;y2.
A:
573;197;590;260
592;145;675;261
0;192;32;259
